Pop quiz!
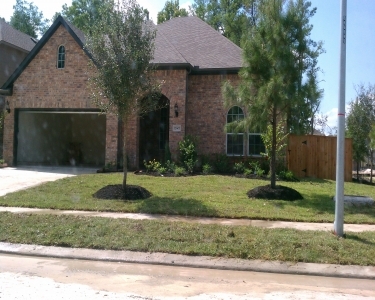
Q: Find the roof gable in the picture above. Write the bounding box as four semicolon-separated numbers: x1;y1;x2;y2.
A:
1;16;88;90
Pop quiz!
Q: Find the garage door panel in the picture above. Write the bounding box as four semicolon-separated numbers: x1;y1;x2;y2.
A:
17;111;105;167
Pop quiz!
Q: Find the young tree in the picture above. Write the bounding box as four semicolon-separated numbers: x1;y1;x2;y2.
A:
222;0;322;189
85;0;161;190
157;0;188;24
10;0;49;38
346;84;375;180
283;0;324;135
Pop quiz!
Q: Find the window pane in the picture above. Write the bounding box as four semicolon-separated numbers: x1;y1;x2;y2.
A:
248;134;265;156
227;134;243;155
58;46;65;69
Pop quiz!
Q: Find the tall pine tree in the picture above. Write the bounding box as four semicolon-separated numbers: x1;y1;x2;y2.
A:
222;0;323;189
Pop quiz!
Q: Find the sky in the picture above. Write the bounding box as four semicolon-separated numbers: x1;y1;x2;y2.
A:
1;0;374;131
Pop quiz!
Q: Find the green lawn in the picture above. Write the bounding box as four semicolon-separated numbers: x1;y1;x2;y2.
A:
0;173;374;224
0;212;374;266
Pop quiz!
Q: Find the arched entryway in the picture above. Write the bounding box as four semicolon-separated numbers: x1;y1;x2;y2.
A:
139;95;170;167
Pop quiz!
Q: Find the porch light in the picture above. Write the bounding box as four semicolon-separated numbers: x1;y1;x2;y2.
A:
5;101;10;113
174;103;179;118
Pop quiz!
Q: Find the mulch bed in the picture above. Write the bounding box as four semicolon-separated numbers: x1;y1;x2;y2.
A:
93;184;152;200
247;185;303;201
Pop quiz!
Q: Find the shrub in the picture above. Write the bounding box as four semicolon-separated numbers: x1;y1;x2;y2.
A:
202;163;212;175
256;168;265;177
249;161;265;177
213;154;231;174
158;166;168;174
178;135;198;174
234;162;245;174
164;160;176;173
174;166;187;176
244;168;253;176
279;170;299;182
144;159;161;172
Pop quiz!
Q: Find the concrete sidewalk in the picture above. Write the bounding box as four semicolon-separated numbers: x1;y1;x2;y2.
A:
1;206;375;232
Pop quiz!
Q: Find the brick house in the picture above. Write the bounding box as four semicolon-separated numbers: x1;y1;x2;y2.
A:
0;19;37;158
0;16;263;169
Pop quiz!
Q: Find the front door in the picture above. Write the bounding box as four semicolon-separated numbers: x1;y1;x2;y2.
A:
139;97;169;167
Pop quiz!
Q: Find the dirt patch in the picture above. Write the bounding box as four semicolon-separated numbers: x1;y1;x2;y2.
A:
93;184;152;200
247;185;303;201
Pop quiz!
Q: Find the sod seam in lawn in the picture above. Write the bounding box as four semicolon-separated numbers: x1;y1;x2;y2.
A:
1;212;374;266
0;173;374;224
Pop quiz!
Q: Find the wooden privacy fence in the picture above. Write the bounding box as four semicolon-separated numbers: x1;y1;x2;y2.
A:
287;135;353;182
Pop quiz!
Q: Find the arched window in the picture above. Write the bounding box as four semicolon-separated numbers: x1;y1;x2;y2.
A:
57;45;65;69
226;106;244;156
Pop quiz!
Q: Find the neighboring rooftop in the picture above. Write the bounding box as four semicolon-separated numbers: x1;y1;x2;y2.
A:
0;19;37;52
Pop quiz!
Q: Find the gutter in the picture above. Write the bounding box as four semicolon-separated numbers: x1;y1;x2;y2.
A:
0;86;13;96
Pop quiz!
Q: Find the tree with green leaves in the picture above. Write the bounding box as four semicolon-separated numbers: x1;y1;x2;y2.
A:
222;0;322;189
189;0;258;46
85;0;161;190
10;0;49;38
157;0;188;24
284;0;324;135
58;0;111;33
346;84;375;180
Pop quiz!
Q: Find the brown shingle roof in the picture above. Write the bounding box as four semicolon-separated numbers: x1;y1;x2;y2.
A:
154;16;242;69
0;19;36;52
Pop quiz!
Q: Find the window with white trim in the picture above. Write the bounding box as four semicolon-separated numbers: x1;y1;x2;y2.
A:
248;132;266;156
226;106;244;156
57;45;65;69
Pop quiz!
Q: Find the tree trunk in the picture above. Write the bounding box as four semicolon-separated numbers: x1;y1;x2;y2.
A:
270;107;277;189
122;115;127;190
356;160;359;181
371;150;373;183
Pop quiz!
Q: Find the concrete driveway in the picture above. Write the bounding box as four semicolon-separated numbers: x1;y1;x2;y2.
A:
0;166;98;196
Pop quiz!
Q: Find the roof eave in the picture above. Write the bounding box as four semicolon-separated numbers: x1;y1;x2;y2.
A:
152;62;193;70
0;86;13;96
190;67;240;75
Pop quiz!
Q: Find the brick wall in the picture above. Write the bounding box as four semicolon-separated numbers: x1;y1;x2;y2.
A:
186;73;239;156
3;25;118;166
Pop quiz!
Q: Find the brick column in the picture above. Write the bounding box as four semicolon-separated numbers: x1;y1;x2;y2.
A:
105;113;118;165
159;69;187;161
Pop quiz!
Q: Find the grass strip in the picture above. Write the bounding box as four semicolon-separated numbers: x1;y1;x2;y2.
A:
0;212;374;266
0;173;374;223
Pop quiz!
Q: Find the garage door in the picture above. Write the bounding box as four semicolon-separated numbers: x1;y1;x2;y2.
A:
16;110;106;167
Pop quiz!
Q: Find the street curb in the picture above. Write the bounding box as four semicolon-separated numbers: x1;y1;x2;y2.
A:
1;242;374;280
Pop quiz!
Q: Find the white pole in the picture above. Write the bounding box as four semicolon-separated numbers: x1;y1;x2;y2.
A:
334;0;347;237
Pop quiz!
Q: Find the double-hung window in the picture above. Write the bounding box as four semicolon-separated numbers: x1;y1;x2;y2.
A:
248;131;266;156
226;106;244;156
